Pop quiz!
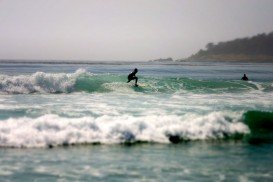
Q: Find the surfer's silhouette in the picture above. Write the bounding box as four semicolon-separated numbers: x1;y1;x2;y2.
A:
127;68;138;86
241;74;248;81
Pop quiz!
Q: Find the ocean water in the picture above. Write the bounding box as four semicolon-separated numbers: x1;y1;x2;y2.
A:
0;61;273;181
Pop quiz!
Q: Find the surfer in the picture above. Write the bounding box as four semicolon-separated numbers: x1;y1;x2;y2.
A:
241;74;248;81
127;68;138;86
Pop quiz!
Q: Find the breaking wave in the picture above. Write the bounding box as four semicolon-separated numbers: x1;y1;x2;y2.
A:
0;69;85;94
0;112;249;148
0;69;272;94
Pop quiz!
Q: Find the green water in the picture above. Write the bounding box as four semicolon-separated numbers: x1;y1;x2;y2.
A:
0;62;273;181
1;143;273;181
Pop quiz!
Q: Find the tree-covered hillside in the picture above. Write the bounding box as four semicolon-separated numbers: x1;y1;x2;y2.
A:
188;32;273;61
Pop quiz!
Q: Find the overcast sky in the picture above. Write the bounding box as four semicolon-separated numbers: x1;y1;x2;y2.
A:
0;0;273;61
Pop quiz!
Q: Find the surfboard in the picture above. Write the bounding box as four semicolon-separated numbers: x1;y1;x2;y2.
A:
136;83;147;87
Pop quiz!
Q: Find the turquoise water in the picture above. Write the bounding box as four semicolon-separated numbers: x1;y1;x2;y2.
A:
1;143;273;181
0;61;273;181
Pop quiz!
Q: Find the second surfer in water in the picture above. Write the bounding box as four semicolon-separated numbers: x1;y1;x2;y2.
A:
241;73;248;81
127;68;138;86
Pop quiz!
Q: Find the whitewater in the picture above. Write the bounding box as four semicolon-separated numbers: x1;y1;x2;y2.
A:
1;62;273;181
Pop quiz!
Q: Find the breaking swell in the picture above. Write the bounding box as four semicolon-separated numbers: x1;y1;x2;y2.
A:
0;69;272;94
0;112;252;148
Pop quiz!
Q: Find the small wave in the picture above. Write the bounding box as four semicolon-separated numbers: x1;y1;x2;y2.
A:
244;110;273;131
243;110;273;144
0;112;249;148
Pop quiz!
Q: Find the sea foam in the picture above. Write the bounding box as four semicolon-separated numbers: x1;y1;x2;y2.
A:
0;112;249;148
0;69;87;94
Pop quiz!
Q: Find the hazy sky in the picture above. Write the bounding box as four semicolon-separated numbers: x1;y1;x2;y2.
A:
0;0;273;61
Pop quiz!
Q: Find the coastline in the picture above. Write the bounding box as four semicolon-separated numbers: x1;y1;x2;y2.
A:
186;54;273;62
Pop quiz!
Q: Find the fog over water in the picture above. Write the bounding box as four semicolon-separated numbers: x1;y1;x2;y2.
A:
0;0;273;61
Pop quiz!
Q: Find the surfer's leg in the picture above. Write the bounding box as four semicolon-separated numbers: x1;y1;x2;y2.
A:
131;76;138;86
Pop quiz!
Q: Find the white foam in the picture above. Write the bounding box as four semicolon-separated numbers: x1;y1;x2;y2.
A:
0;112;249;148
103;82;136;93
0;69;87;94
248;81;264;92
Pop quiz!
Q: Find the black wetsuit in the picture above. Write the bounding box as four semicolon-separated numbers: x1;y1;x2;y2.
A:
127;70;138;85
128;72;136;80
241;75;248;81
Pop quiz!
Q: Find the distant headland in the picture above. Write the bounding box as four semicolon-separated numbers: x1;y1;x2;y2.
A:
149;57;174;63
187;31;273;62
